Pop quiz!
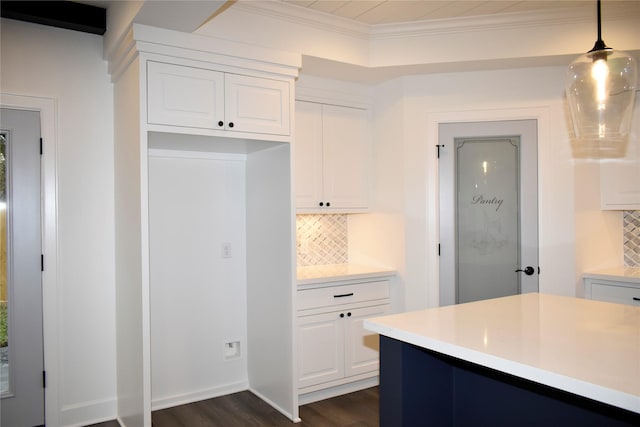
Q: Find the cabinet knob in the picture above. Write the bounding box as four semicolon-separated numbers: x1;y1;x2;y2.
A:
340;313;345;318
347;312;351;317
228;122;234;128
319;202;324;207
218;121;224;127
326;202;331;207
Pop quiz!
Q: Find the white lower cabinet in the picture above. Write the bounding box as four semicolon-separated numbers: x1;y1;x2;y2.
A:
298;311;345;388
297;280;390;395
584;277;640;306
344;304;390;377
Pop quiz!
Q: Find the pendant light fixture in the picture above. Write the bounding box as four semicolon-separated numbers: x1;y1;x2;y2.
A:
565;0;637;157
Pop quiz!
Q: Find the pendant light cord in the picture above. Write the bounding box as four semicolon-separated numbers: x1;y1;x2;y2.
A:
597;0;602;41
589;0;609;52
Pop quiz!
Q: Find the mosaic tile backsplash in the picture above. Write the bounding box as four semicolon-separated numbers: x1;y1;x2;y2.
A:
296;211;640;267
624;210;640;267
297;214;348;266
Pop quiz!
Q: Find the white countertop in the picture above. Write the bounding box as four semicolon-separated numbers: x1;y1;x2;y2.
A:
296;264;396;286
583;267;640;284
365;293;640;414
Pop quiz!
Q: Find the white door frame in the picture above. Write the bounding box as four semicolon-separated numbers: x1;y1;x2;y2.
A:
426;106;550;308
0;93;59;427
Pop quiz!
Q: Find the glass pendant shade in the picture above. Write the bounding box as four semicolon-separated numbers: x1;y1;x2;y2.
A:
565;0;637;157
566;49;637;154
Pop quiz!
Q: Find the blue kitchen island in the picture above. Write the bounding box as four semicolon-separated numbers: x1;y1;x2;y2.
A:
364;293;640;426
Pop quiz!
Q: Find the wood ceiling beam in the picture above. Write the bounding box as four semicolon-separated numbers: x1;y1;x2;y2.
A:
0;1;106;35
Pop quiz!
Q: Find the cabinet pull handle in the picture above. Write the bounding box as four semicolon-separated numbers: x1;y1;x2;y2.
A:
633;297;640;301
334;292;354;298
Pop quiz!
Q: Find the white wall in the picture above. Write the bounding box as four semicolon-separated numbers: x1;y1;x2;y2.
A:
148;152;248;410
0;5;634;425
371;66;627;310
0;19;116;425
201;3;637;312
348;78;408;313
198;2;640;79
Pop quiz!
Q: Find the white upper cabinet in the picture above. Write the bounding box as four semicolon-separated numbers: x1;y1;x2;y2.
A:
295;101;324;208
225;73;290;135
295;100;370;212
601;94;640;210
147;61;290;136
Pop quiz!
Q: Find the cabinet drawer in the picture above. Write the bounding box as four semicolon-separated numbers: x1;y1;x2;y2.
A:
298;280;389;311
591;283;640;306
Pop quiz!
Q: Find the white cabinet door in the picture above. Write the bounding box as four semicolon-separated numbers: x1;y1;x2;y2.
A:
297;311;345;389
294;101;370;211
294;101;324;208
601;94;640;210
147;61;225;129
225;73;290;135
147;62;290;136
322;104;370;210
344;304;390;377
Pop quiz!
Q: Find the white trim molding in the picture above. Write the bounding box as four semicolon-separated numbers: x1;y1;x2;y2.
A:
0;93;60;427
425;106;551;308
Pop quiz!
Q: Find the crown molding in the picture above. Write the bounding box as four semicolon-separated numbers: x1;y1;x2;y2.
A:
370;6;596;39
232;1;640;41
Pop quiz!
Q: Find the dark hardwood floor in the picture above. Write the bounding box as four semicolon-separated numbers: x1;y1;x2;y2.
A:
86;386;378;427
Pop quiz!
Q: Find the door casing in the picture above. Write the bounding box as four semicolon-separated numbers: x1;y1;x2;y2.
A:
425;107;549;309
438;120;539;306
0;94;59;427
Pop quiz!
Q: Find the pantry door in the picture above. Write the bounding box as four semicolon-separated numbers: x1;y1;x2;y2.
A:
438;120;538;305
0;108;44;427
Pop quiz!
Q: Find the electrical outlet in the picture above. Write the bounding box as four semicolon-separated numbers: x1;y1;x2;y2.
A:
224;341;241;360
221;242;232;258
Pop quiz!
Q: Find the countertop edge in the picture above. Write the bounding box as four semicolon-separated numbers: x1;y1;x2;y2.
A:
364;318;639;414
296;267;396;286
582;267;640;284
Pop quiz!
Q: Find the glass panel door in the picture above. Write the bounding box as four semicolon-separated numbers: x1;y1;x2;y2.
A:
0;108;44;427
456;137;520;303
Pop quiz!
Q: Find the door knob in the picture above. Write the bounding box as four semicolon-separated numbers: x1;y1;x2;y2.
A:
515;266;535;275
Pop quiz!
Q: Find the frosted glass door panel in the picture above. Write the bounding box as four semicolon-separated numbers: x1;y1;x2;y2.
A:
456;138;520;304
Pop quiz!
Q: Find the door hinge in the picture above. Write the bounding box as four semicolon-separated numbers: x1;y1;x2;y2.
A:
41;254;44;272
436;144;444;159
40;137;43;155
43;370;46;388
438;243;441;256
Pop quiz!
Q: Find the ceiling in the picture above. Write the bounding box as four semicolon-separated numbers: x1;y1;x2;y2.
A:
279;0;614;25
47;1;635;34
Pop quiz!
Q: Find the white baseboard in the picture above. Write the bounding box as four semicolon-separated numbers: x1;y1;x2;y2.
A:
60;397;117;427
298;376;379;405
151;380;249;411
